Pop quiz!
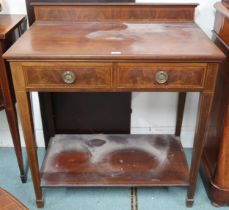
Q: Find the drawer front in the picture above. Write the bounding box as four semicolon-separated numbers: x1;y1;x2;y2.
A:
23;63;113;89
117;63;206;90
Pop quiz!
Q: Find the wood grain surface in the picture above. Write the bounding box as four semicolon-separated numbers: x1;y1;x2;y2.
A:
3;22;224;61
41;134;189;187
33;4;197;22
0;188;28;210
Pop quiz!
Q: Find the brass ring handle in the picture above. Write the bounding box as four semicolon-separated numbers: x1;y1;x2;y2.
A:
62;71;76;84
155;71;168;84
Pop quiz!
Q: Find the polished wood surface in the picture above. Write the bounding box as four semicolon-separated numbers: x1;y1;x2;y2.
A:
4;22;224;61
32;3;197;22
0;188;28;210
200;1;229;206
41;134;189;187
23;62;113;88
8;62;218;93
3;3;225;208
13;62;210;92
0;15;27;183
117;63;206;89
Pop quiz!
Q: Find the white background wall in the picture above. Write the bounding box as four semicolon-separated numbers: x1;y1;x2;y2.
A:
0;0;219;147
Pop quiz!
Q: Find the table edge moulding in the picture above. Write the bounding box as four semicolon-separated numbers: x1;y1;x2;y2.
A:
2;2;225;208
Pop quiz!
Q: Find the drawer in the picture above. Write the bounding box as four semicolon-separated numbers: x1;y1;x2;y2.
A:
23;62;113;89
117;63;207;90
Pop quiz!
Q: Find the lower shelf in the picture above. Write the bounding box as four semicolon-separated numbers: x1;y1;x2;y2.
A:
40;134;189;187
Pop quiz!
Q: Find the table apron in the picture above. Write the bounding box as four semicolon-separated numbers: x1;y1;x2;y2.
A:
9;62;218;93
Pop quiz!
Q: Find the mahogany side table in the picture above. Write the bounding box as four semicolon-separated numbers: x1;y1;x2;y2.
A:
0;15;27;183
3;3;225;208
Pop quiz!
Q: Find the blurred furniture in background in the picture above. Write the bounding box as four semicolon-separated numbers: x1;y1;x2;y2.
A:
0;14;27;183
200;0;229;206
0;188;28;210
223;0;229;8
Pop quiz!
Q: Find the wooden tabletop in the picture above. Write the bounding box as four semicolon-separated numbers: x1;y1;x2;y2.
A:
0;15;26;39
4;21;225;61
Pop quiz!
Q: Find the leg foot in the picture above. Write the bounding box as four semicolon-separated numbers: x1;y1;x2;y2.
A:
186;198;194;207
36;199;44;208
186;93;215;208
20;174;27;183
15;91;43;208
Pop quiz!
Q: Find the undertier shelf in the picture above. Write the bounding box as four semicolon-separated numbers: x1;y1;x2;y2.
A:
40;134;189;187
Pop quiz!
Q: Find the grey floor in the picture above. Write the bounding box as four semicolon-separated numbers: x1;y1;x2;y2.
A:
0;147;228;210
